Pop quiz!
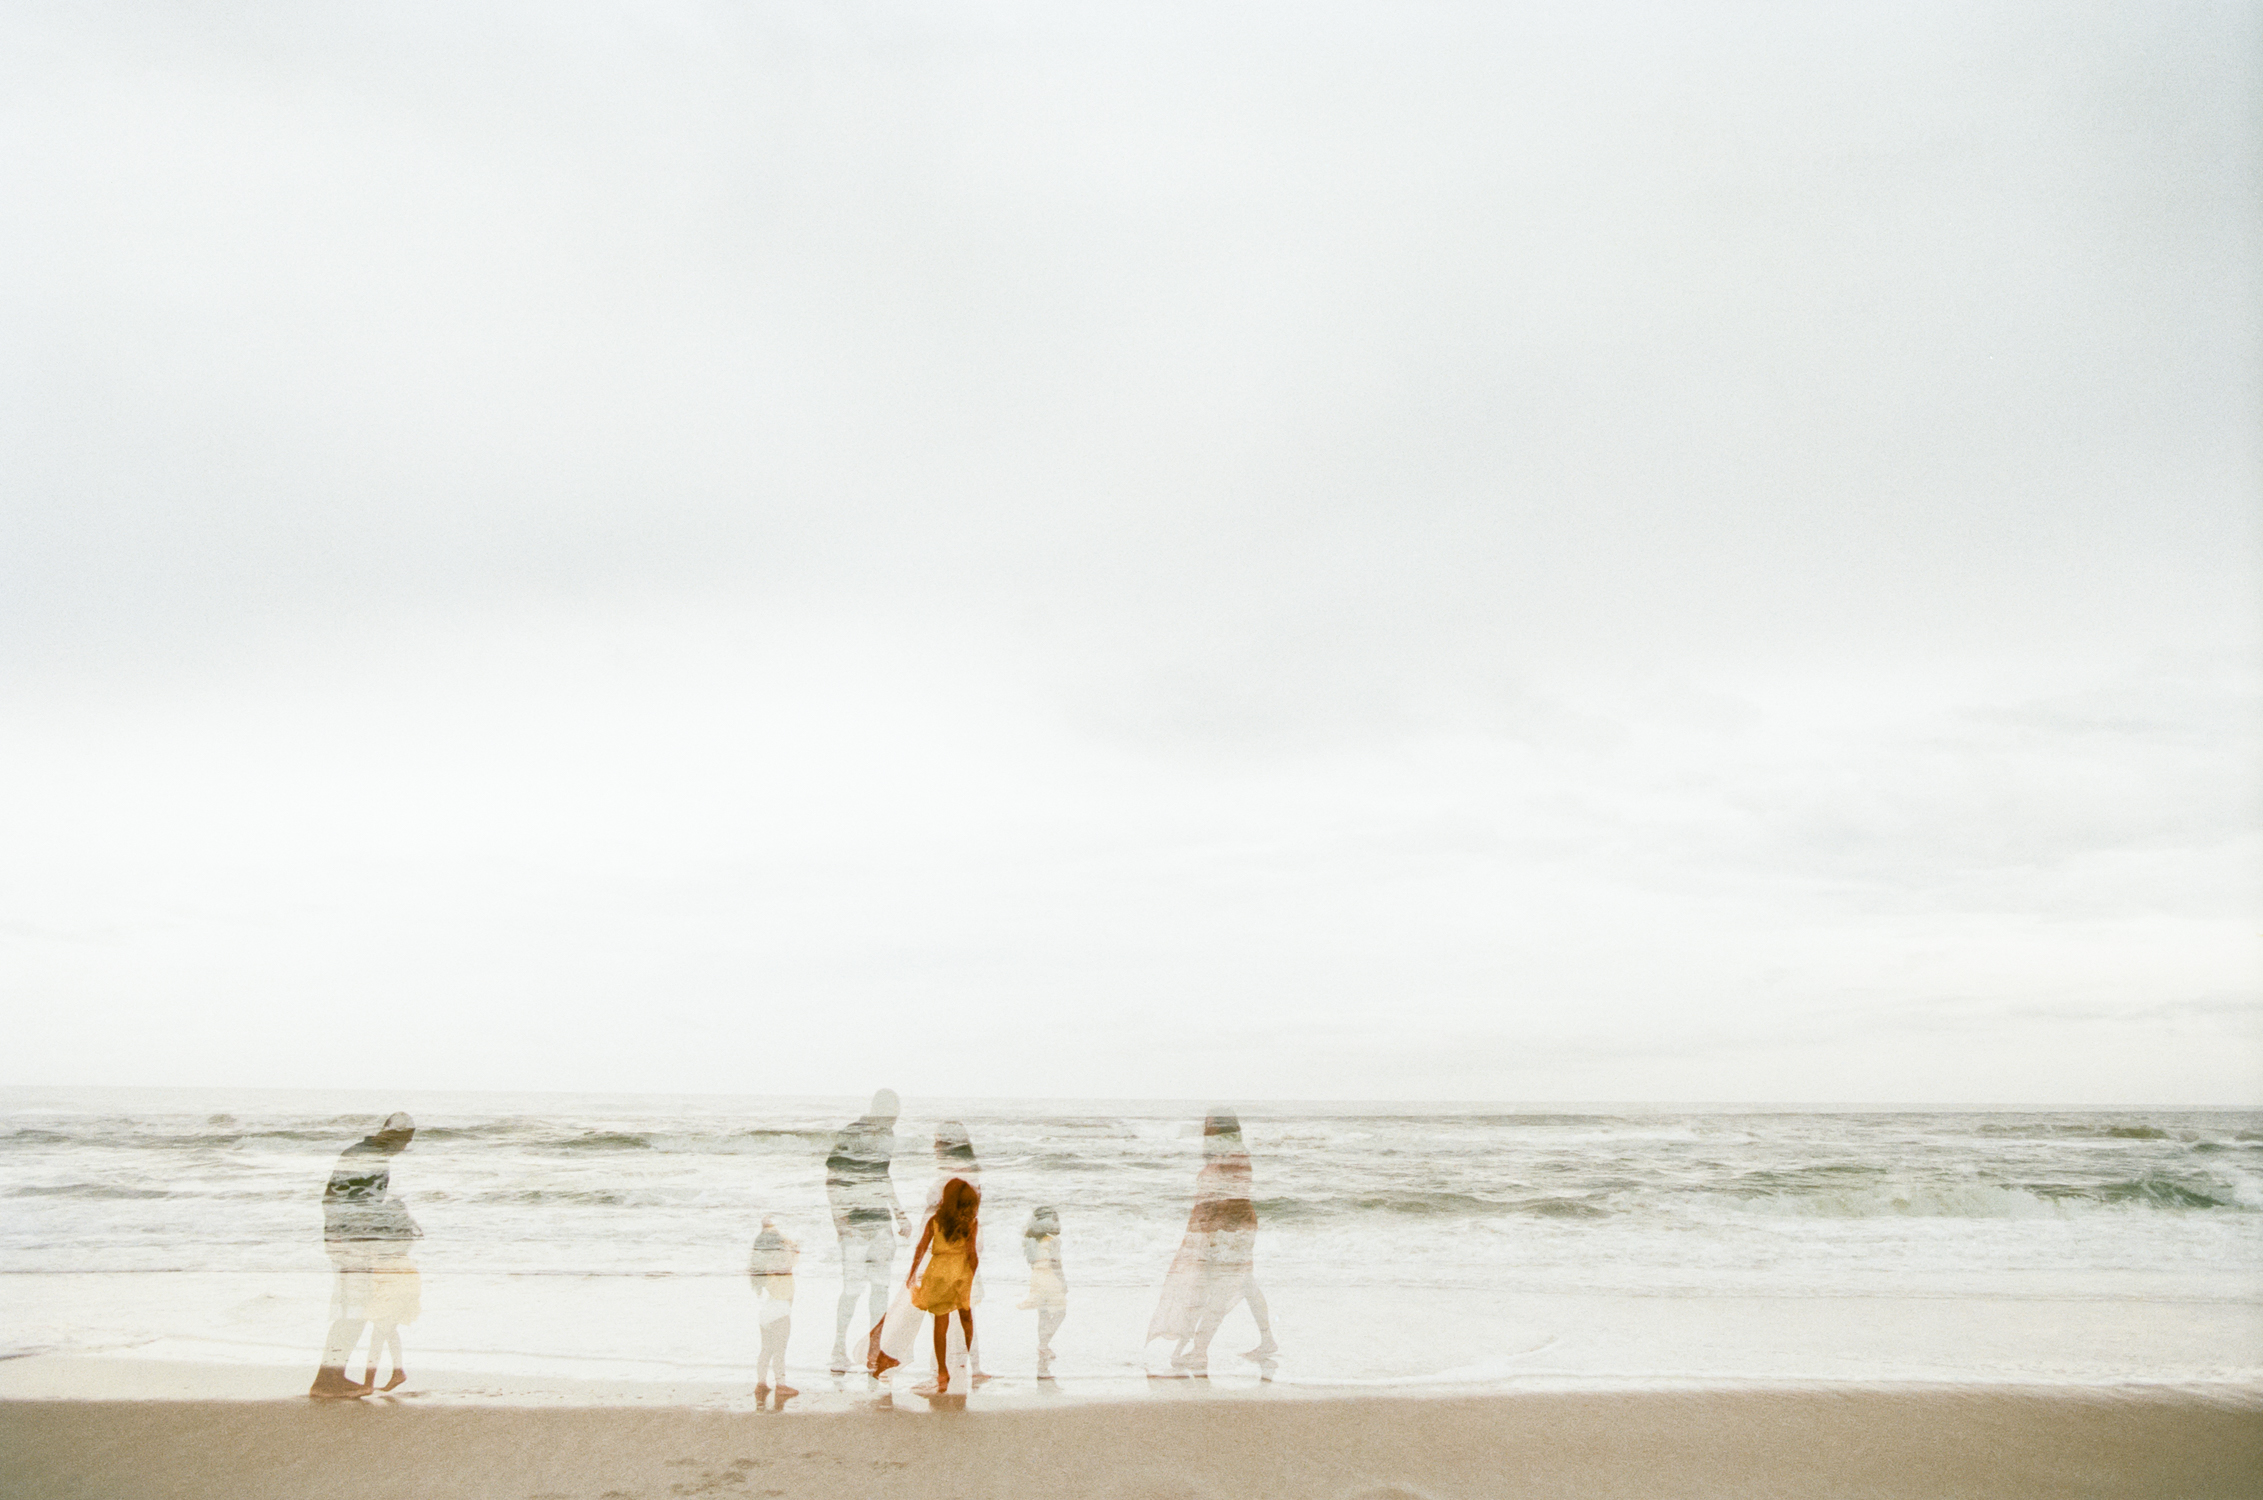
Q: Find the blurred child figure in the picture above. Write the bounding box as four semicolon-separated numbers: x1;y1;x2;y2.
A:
747;1216;800;1403
1018;1205;1067;1377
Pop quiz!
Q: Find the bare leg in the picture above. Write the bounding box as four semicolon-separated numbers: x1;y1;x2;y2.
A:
1188;1281;1254;1366
867;1272;892;1347
310;1318;369;1398
832;1286;860;1366
760;1308;795;1392
861;1239;897;1372
321;1318;361;1368
931;1313;951;1391
360;1322;401;1387
1037;1307;1065;1363
347;1323;380;1390
771;1312;797;1398
1241;1279;1277;1357
831;1232;863;1369
1187;1302;1226;1365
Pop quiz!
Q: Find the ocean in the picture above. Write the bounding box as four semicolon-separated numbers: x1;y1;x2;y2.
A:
4;1090;2259;1400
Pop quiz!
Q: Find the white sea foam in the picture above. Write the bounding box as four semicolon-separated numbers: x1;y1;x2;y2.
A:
3;1091;2259;1388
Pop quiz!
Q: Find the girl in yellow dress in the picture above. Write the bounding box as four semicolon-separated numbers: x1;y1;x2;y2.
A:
886;1176;980;1393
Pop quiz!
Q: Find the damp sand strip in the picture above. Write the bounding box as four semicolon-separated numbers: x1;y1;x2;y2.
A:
4;1383;2261;1500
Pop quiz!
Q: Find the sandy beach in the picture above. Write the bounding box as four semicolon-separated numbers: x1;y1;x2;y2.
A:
5;1385;2259;1500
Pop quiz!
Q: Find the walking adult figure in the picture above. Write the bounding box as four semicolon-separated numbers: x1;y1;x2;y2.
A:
827;1089;909;1374
1146;1109;1278;1376
309;1111;421;1398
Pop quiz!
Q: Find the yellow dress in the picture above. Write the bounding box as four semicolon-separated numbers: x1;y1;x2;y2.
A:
911;1226;974;1313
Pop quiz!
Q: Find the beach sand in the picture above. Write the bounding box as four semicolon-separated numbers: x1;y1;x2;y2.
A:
4;1384;2258;1500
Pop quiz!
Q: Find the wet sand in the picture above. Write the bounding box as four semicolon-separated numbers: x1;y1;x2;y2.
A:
4;1385;2259;1500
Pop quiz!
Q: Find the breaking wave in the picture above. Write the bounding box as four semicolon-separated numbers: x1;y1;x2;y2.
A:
1708;1170;2255;1219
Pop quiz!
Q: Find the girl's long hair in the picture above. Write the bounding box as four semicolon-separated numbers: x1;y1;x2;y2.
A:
935;1175;979;1242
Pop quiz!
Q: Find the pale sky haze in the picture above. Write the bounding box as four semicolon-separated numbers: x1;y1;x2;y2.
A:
2;1;2258;1103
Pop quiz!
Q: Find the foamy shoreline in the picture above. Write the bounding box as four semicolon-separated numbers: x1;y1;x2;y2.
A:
11;1099;2259;1398
7;1354;2263;1411
5;1384;2260;1500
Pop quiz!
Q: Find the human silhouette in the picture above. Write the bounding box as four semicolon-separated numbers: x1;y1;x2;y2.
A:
1018;1205;1067;1377
826;1089;908;1374
924;1121;991;1381
747;1215;800;1405
309;1112;421;1399
882;1176;980;1396
1146;1110;1277;1377
867;1120;989;1383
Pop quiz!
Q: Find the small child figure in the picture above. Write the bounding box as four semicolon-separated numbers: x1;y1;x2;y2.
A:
747;1216;800;1403
1018;1205;1067;1377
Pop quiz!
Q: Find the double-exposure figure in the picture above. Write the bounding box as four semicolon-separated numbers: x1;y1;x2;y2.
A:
888;1176;980;1397
868;1120;990;1387
826;1089;908;1375
308;1111;422;1399
1018;1205;1068;1377
747;1214;800;1406
1146;1110;1278;1377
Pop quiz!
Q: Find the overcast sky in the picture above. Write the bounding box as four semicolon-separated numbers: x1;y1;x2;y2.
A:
3;1;2257;1104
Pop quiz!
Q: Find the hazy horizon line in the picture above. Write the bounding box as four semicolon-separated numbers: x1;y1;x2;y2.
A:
4;1085;2255;1115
